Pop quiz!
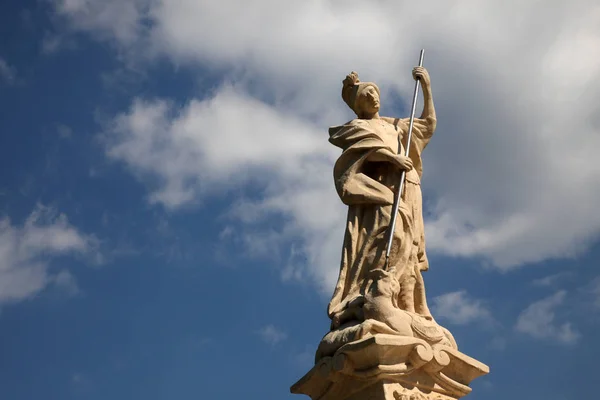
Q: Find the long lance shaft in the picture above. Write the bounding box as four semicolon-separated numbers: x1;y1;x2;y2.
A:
384;49;425;270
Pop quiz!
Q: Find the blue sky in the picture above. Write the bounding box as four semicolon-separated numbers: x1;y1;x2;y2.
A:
1;1;600;399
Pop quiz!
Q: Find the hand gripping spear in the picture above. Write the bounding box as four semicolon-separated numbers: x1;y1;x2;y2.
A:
383;49;425;271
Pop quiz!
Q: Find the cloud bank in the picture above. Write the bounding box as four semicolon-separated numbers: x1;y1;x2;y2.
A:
49;0;600;291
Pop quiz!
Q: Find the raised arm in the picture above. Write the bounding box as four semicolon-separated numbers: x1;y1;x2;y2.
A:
413;66;436;124
381;67;436;143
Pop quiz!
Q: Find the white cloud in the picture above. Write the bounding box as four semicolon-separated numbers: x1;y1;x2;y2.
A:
103;89;343;291
0;205;94;304
0;57;16;84
50;1;600;290
257;324;287;346
431;290;492;325
515;291;580;344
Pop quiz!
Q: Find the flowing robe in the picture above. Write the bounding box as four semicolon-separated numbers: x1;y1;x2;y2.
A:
327;115;436;324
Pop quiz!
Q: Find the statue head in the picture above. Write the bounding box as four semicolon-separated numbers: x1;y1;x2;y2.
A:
341;71;381;117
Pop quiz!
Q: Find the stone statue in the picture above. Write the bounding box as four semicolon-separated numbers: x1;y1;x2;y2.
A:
291;64;489;400
316;67;455;360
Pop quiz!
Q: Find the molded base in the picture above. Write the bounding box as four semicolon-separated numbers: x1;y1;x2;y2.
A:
290;334;489;400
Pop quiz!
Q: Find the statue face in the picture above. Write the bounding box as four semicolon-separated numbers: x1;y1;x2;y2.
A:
356;85;380;115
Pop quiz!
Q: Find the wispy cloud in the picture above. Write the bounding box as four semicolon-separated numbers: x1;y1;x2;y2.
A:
532;271;574;287
488;337;507;351
431;290;493;326
290;345;314;370
52;270;80;296
71;372;89;385
515;291;580;345
0;57;16;84
583;276;600;309
257;324;287;346
56;123;73;139
50;0;146;46
593;279;600;309
0;204;95;305
70;371;93;395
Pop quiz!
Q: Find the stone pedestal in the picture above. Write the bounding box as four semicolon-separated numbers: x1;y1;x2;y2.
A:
291;335;489;400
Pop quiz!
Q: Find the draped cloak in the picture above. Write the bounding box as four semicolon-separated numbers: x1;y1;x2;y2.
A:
327;115;436;322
